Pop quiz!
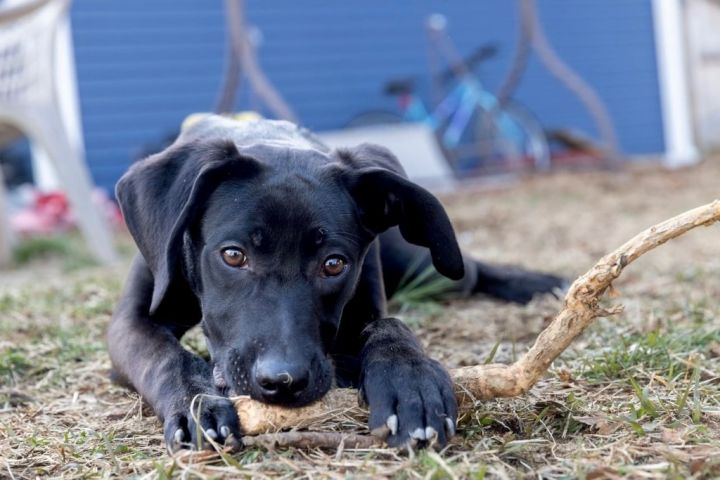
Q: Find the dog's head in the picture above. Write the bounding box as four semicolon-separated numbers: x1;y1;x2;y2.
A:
116;118;463;406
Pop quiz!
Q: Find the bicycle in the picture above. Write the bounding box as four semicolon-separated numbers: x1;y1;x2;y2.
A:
347;16;550;177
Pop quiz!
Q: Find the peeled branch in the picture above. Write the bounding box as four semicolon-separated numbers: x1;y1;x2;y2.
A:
233;200;720;442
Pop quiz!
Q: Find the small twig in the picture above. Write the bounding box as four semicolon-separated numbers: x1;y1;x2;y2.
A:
232;200;720;444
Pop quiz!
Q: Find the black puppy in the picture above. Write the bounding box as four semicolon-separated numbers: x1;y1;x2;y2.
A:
108;115;563;450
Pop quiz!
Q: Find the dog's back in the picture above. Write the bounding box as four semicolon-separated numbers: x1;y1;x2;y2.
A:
179;115;330;156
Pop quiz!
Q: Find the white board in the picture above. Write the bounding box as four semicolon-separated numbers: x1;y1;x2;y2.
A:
318;123;456;192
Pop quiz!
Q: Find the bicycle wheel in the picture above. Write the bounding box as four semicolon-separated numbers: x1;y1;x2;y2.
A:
441;101;550;176
435;106;491;176
476;101;550;174
499;101;550;171
345;111;404;128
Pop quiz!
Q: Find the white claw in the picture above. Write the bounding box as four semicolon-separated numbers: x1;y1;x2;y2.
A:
386;415;398;436
205;428;218;440
410;427;427;440
220;426;230;438
425;426;438;440
174;428;185;444
445;418;456;436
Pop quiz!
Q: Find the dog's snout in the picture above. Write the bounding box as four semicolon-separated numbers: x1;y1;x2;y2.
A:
253;357;310;400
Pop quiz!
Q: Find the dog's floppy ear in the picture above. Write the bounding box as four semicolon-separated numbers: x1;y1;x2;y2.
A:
338;143;464;280
116;140;263;313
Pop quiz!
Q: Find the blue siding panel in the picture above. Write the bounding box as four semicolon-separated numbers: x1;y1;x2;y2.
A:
70;0;664;192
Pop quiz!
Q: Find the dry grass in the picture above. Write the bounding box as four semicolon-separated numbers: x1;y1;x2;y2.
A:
2;159;720;479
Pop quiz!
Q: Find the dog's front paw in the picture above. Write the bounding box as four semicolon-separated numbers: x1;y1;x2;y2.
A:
360;357;457;448
163;392;242;452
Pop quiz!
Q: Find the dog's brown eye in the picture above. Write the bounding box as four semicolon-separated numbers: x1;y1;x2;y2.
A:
322;256;347;277
221;248;248;267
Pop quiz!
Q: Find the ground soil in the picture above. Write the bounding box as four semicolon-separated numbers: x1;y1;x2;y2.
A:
1;159;719;479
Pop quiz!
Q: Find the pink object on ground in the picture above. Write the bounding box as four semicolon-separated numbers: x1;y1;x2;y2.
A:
10;188;123;236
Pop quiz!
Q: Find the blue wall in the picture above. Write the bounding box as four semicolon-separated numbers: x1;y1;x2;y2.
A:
71;1;664;192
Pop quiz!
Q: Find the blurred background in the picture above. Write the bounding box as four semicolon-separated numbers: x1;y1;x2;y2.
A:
6;3;720;476
0;0;715;269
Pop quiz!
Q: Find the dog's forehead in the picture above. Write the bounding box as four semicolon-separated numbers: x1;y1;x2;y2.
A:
201;167;358;240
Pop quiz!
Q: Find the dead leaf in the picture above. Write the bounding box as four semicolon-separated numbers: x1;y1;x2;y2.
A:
586;466;621;480
573;415;621;435
556;368;573;383
660;427;686;444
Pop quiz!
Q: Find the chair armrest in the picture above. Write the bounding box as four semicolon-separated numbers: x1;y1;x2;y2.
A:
0;0;69;26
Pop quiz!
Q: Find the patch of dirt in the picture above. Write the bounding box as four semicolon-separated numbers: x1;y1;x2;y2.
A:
2;158;720;478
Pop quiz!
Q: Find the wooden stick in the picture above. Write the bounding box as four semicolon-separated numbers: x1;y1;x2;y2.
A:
242;432;381;450
233;199;720;438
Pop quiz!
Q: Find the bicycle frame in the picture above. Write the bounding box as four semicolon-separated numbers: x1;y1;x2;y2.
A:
397;75;525;150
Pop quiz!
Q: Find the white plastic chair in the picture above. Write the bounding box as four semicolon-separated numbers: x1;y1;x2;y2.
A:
0;166;11;266
0;0;117;264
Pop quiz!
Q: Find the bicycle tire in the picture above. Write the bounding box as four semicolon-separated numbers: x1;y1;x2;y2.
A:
434;105;513;176
474;101;550;174
497;101;551;171
439;101;550;176
345;111;404;128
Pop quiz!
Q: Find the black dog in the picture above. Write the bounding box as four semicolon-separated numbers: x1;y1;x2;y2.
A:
108;115;564;450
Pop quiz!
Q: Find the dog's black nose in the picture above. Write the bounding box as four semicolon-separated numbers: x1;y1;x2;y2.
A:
253;358;310;399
